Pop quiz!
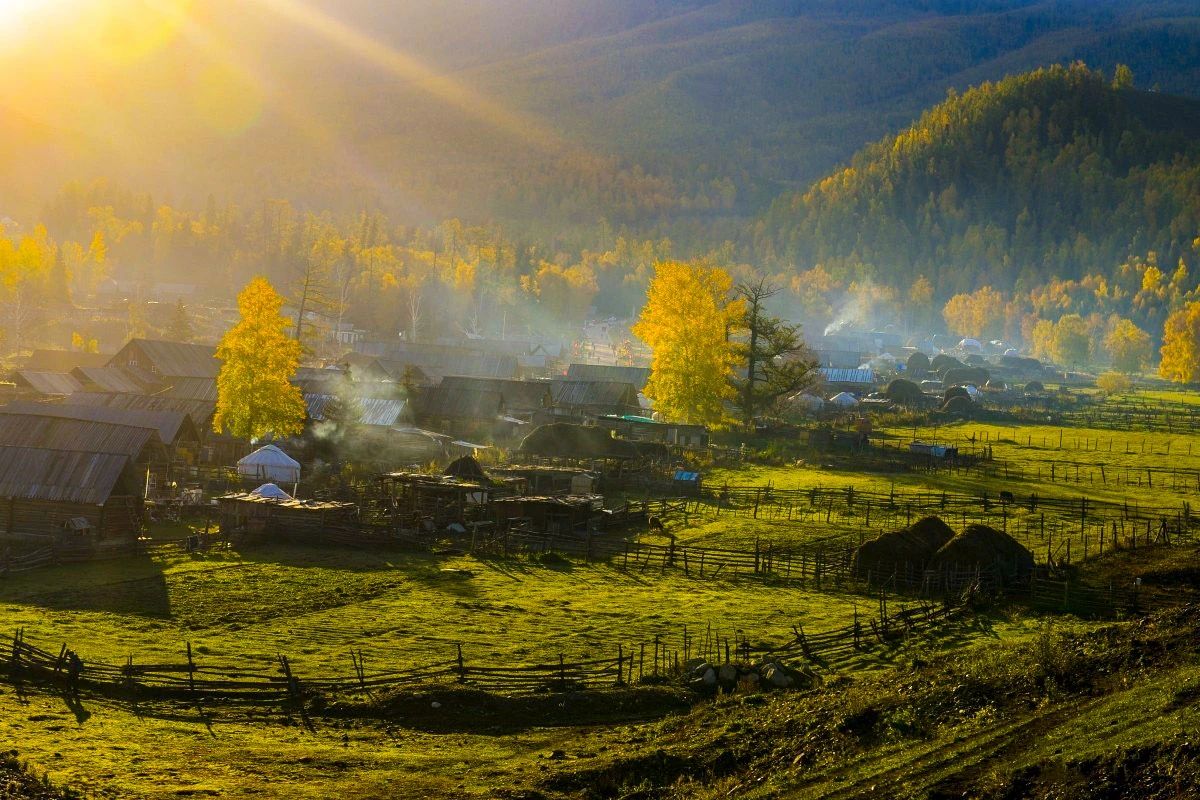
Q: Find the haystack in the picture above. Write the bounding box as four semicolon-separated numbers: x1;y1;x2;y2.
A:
928;523;1034;579
443;455;487;481
852;516;955;577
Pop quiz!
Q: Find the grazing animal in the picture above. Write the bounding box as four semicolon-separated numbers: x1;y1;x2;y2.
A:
999;490;1015;503
648;516;666;533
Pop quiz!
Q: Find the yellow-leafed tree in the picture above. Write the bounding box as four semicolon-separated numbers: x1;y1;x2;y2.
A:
214;277;306;441
1160;301;1200;384
1103;317;1152;374
633;260;742;426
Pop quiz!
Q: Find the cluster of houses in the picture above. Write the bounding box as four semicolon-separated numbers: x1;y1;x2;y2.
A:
0;337;708;547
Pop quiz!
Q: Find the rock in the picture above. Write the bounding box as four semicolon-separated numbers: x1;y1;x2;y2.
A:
683;657;709;675
431;701;442;709
548;750;567;760
763;665;793;688
718;664;738;683
701;667;717;686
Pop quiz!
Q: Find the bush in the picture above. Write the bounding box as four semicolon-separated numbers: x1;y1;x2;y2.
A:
1096;371;1131;394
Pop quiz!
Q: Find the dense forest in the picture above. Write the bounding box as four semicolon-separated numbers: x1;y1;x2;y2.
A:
754;64;1200;297
4;1;1200;253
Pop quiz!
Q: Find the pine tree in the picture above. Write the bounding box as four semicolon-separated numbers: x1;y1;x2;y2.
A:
214;277;306;441
731;277;817;427
166;299;194;342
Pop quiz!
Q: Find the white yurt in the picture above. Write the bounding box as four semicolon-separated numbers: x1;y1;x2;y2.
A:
788;392;826;411
829;392;860;408
958;338;983;353
250;483;292;500
237;445;301;485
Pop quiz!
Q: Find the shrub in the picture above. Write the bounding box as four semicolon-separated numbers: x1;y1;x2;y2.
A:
1096;371;1131;394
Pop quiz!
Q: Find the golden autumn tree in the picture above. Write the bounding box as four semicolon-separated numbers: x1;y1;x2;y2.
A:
1160;301;1200;384
942;286;1003;338
214;277;306;441
1103;317;1152;374
633;260;743;426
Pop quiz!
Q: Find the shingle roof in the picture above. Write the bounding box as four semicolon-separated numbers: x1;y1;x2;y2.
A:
0;400;196;444
12;371;84;395
565;364;651;388
0;446;130;504
111;339;219;379
0;413;161;458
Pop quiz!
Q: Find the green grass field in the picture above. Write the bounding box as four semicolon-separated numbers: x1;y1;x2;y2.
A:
5;388;1200;798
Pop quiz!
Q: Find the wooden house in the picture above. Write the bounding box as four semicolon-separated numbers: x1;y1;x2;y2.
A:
410;386;507;440
437;376;552;421
594;415;709;448
549;380;641;420
107;338;219;380
10;370;83;397
565;364;650;391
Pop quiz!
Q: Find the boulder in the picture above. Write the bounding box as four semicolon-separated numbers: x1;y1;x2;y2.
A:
718;664;738;684
701;667;718;686
762;664;793;688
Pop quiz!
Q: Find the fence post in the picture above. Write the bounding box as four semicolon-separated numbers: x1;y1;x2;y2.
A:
456;644;465;683
186;641;196;698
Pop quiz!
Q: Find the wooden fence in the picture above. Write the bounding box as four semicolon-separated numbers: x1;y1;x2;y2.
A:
0;595;968;707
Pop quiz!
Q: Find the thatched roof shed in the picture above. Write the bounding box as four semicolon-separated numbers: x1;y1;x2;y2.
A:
852;516;955;577
928;524;1034;579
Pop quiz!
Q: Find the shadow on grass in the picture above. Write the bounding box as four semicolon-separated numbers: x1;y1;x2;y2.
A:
0;560;172;619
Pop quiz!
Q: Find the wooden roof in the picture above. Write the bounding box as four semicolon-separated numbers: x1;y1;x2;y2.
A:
550;380;639;409
0;400;197;444
109;338;219;379
11;370;84;396
565;364;650;388
437;376;552;410
72;366;158;394
0;413;161;458
65;391;216;426
411;387;504;420
0;446;130;504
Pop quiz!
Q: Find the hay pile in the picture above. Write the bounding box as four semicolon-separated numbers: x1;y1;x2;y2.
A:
929;523;1034;578
852;516;955;577
518;423;638;460
443;455;487;481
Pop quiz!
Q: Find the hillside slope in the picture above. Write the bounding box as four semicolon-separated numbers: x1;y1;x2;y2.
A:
3;1;1200;248
756;63;1200;295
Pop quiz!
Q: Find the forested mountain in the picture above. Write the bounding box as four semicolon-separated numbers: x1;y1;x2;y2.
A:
754;64;1200;296
4;1;1200;253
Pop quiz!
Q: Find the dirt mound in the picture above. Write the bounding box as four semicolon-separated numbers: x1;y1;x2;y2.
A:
852;516;955;577
929;523;1034;579
519;423;639;460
